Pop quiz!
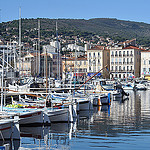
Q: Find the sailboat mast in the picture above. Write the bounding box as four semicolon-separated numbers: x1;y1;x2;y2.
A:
13;42;16;71
1;48;4;111
38;19;40;76
56;21;59;80
19;7;21;77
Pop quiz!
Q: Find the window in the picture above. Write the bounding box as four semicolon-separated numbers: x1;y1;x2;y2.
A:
149;60;150;65
123;58;125;64
131;58;133;63
149;68;150;72
143;68;146;72
115;66;117;71
89;53;91;58
131;66;132;71
89;60;91;65
127;51;129;56
111;51;114;56
123;67;125;71
93;53;95;58
98;59;100;65
89;66;91;71
119;66;121;71
127;66;129;71
80;61;82;66
144;60;146;65
131;51;133;56
119;58;122;64
98;52;100;57
119;51;121;56
127;58;129;63
111;66;113;71
115;58;118;63
84;61;86;65
123;51;125;56
115;51;118;56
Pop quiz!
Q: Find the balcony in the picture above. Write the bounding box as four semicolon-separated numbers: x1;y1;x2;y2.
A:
115;62;118;64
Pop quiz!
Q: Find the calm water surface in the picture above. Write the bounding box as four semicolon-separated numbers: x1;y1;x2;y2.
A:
9;91;150;149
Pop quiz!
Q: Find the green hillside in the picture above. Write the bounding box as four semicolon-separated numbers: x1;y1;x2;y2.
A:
1;18;150;46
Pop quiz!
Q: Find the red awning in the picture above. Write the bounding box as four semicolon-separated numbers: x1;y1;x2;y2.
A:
74;73;85;76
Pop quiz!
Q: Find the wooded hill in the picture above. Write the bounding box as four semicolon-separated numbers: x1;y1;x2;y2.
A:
1;18;150;46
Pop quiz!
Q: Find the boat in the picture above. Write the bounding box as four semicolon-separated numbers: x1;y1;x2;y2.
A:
122;83;134;90
46;106;73;123
134;83;147;90
93;93;111;105
3;107;50;125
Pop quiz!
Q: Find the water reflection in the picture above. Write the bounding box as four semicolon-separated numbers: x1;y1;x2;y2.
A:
10;91;150;149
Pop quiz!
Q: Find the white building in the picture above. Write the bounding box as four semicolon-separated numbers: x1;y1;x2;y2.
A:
50;41;61;50
110;46;141;79
43;45;56;53
87;46;110;78
141;50;150;79
66;44;84;52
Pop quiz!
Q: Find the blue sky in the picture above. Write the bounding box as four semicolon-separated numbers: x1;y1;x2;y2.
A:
1;0;150;24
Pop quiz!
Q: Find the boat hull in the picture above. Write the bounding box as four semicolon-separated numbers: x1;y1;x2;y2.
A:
19;111;43;125
47;109;70;123
0;121;13;140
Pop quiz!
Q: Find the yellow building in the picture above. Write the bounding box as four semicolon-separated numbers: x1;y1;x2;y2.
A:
62;55;87;79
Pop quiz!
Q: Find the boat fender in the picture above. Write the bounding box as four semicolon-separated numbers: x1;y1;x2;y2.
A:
108;93;111;104
98;98;100;106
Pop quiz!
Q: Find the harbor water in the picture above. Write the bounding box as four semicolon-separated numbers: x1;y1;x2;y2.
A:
9;91;150;149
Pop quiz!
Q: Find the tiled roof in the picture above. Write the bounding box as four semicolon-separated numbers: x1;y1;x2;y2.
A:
88;45;109;50
141;50;150;52
123;46;145;50
66;57;87;61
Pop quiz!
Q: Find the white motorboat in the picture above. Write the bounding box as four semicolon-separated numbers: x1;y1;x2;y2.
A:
8;83;30;92
122;83;134;90
134;83;147;90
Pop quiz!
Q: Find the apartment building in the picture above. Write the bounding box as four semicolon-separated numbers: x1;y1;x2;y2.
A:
62;55;87;79
87;46;110;78
141;50;150;79
110;46;141;79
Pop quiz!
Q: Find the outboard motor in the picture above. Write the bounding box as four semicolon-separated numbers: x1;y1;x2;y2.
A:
114;84;129;97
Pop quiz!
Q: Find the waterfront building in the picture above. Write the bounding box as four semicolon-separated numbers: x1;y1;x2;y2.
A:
62;55;87;80
141;50;150;79
87;46;110;78
110;46;142;79
17;53;39;77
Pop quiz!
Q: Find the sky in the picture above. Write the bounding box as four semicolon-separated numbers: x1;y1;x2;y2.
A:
1;0;150;24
